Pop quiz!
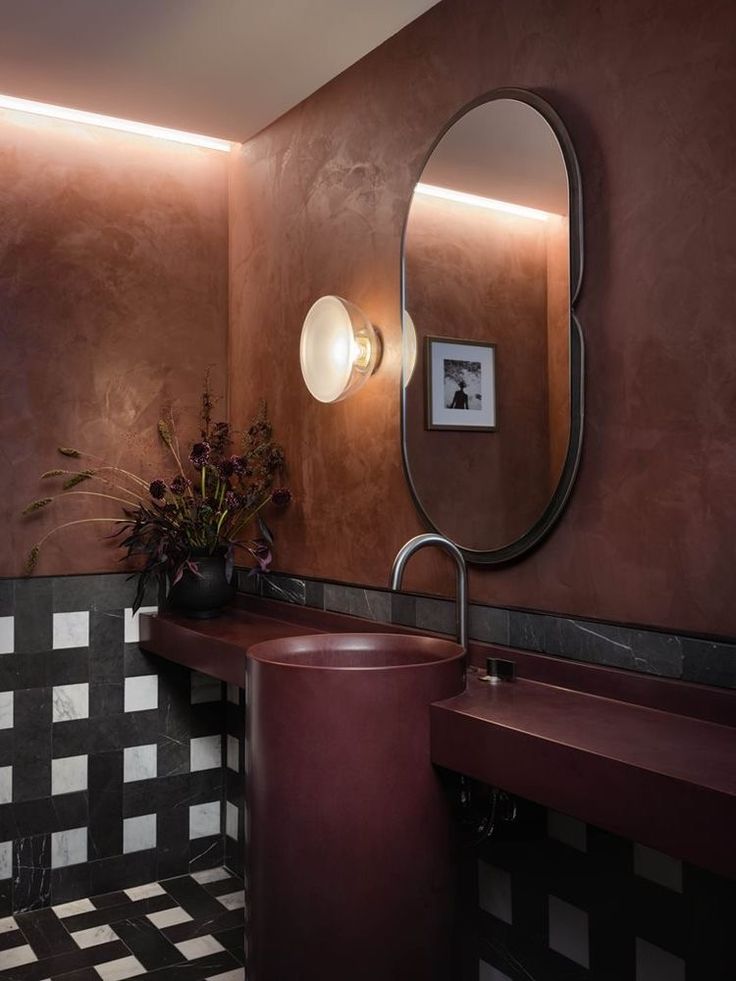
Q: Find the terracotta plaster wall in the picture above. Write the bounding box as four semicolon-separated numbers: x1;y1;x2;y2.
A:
229;0;736;637
1;111;228;576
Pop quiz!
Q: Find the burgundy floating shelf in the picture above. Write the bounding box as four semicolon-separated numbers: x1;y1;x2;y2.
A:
140;594;736;880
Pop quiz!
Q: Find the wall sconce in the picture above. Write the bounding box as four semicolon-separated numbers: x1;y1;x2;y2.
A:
403;310;418;388
300;296;382;403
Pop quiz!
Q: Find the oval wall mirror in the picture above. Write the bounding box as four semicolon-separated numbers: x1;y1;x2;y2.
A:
401;89;584;563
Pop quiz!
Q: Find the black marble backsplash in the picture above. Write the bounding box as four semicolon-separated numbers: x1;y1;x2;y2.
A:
237;570;736;690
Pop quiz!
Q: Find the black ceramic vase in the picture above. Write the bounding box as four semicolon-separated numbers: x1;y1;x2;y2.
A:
167;549;235;619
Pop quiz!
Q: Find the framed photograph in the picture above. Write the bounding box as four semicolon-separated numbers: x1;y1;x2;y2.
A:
425;336;497;431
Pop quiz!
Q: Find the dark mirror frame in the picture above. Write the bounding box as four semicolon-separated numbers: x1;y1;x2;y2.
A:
400;87;584;564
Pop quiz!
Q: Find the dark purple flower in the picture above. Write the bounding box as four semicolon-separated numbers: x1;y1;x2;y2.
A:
170;474;190;495
189;441;211;470
217;458;235;480
210;421;231;456
230;455;248;477
265;446;285;473
271;487;292;507
149;479;167;500
224;491;242;511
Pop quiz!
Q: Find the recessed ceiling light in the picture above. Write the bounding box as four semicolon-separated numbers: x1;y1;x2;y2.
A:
0;93;233;151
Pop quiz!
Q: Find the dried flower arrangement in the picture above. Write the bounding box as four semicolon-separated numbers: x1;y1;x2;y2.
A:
23;377;290;611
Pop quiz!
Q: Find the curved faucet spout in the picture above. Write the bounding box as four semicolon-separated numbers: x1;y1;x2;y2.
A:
390;533;468;652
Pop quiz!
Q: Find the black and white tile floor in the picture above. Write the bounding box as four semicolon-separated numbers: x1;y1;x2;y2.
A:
0;868;245;980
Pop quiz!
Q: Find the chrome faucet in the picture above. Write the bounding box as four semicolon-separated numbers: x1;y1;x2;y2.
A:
390;533;468;651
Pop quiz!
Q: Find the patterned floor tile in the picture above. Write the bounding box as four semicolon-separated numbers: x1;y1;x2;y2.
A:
0;870;245;980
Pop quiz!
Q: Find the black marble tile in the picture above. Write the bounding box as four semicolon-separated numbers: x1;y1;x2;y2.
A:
89;681;124;719
88;751;123;861
9;794;87;838
15;906;76;957
13;688;52;803
156;804;189;881
0;579;14;616
469;604;510;645
52;719;89;758
47;648;90;687
50;861;92;905
189;835;224;873
323;583;391;621
124;643;158;678
13;579;53;654
0;878;11;917
13;834;51;912
390;592;416;628
88;850;157;897
0;729;13;766
53;573;154;613
162;874;224;919
304;577;324;610
114;915;186;970
416;597;456;636
261;573;306;605
681;636;736;689
88;610;125;684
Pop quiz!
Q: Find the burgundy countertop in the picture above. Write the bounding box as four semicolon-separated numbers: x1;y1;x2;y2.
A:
140;596;736;878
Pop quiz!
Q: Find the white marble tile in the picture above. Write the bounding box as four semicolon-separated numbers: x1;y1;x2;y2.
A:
71;925;119;949
175;936;225;961
226;802;238;841
206;970;245;981
217;891;245;911
0;766;12;805
548;895;589;968
478;861;511;924
0;915;17;934
191;672;222;704
191;867;229;885
0;691;13;730
226;736;239;772
124;607;158;644
52;755;88;796
0;840;11;880
51;826;88;869
633;844;683;892
189;801;221;840
123;813;156;854
636;938;686;981
0;617;13;655
146;906;193;929
226;684;240;705
95;955;146;980
124;882;165;902
547;810;587;852
52;683;89;723
53;611;89;650
0;944;37;970
123;744;157;783
124;675;158;713
53;897;96;918
479;963;512;981
190;735;222;772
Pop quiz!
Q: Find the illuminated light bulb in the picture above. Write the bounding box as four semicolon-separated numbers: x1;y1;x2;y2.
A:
300;296;381;403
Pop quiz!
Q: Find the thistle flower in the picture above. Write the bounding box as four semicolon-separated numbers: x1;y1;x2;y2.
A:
271;487;292;507
217;458;235;480
170;474;190;495
62;470;95;490
229;455;247;477
266;446;285;473
58;447;81;458
224;490;242;511
210;421;231;456
149;479;167;500
189;441;211;470
22;498;53;515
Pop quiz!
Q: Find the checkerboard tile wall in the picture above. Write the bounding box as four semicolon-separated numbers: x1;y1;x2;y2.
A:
466;796;736;981
0;575;239;916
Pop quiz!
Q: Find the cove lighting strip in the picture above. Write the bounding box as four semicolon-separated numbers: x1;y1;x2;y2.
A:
0;93;232;151
415;181;549;221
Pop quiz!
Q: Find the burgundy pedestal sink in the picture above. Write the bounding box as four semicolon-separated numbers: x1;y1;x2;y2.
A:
246;632;465;981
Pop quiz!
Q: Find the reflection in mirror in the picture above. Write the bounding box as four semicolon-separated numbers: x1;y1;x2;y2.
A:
401;91;583;560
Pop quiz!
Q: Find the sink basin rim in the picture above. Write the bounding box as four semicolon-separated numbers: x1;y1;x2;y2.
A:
248;631;465;671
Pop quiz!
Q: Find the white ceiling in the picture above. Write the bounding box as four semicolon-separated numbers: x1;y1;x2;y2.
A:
0;0;438;142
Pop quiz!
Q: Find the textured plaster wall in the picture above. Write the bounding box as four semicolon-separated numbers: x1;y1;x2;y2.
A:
1;110;229;577
228;0;736;637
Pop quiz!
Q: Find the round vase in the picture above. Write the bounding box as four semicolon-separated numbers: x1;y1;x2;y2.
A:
167;549;235;619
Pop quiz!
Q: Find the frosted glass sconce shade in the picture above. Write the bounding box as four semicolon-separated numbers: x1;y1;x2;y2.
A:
403;310;418;388
300;296;381;403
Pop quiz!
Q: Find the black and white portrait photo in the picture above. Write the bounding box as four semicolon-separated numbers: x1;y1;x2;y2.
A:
426;337;497;430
